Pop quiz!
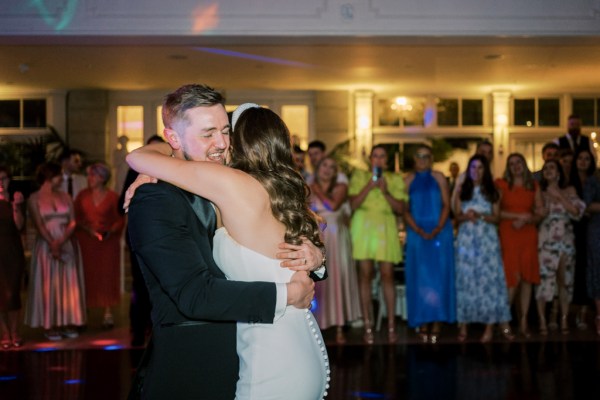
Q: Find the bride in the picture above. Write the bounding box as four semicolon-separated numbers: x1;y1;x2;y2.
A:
127;104;329;399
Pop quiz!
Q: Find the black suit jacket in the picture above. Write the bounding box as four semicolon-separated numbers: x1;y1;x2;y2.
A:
128;182;277;400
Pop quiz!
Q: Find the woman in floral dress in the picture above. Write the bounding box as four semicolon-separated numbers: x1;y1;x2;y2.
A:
454;155;513;342
535;160;585;335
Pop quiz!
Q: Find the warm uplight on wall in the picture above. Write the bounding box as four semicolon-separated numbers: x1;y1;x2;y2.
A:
358;115;371;130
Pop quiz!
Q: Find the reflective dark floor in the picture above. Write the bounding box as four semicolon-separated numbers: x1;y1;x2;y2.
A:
2;309;600;400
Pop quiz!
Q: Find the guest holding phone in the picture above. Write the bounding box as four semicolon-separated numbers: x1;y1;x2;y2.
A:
349;145;406;343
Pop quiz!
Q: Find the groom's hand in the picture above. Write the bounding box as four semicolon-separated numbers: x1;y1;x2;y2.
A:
286;271;315;309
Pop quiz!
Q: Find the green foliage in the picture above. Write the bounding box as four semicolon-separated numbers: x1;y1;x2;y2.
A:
0;125;67;178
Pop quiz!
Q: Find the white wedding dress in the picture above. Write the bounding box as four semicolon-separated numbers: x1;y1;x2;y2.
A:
213;227;330;399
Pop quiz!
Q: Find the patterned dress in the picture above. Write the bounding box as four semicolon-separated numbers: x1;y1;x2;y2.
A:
455;187;511;324
584;174;600;299
535;190;585;302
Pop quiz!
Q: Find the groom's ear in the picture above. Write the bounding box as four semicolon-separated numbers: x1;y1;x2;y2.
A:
164;128;182;150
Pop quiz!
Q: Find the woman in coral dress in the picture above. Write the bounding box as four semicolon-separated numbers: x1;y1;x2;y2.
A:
495;153;543;337
75;163;124;328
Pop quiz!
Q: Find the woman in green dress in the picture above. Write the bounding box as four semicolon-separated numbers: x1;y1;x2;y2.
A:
349;145;407;343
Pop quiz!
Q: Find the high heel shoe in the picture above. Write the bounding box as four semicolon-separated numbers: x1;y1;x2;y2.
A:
363;327;374;345
519;317;531;339
457;324;467;342
388;327;398;344
539;316;548;336
500;327;515;341
560;315;570;335
102;313;115;330
1;338;10;350
480;331;493;343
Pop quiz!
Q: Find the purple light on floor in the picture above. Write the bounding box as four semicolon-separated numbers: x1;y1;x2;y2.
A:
193;47;314;68
64;379;85;385
0;375;18;381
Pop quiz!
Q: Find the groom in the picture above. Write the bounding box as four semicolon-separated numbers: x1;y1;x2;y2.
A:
127;84;325;399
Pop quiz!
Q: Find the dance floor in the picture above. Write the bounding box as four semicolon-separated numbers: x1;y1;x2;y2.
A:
1;295;600;400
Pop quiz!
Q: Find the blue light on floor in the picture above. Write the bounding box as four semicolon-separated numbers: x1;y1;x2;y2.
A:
64;379;84;385
103;345;123;351
34;347;58;352
350;392;385;399
0;375;18;381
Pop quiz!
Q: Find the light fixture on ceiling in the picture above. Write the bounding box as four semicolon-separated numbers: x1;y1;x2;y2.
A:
484;54;503;60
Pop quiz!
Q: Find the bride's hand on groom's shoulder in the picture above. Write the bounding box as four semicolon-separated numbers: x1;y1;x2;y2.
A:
276;237;322;271
123;173;158;212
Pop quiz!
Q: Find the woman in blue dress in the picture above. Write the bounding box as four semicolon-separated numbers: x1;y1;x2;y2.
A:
404;144;456;343
454;155;513;342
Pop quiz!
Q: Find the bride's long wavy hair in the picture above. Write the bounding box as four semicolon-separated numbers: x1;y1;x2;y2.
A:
229;107;323;247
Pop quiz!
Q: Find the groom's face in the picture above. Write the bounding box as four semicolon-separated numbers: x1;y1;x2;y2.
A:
172;104;231;164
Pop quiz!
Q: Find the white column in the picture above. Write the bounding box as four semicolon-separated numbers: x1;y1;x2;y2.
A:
353;90;374;160
492;91;511;178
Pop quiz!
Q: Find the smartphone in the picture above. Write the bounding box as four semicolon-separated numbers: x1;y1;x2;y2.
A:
372;166;382;181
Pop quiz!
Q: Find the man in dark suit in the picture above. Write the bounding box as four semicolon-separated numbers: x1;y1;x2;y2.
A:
554;114;596;162
127;84;324;399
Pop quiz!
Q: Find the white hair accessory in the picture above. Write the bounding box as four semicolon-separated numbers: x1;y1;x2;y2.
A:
231;103;261;132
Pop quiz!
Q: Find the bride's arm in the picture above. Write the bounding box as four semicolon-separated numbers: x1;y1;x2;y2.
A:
126;142;241;205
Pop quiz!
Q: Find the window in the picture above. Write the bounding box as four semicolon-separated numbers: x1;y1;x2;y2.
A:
513;97;559;127
437;99;458;126
572;98;600;126
281;105;309;149
377;97;425;127
0;98;46;129
437;98;484;127
117;106;144;152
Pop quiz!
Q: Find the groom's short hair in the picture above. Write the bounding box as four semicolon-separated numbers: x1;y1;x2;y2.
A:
162;84;225;130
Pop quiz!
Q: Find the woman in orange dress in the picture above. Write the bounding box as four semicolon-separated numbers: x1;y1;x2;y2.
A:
496;153;543;337
74;163;125;328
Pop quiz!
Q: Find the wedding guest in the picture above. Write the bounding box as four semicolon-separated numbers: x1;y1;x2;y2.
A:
558;148;575;186
454;155;513;343
535;160;585;335
570;149;597;330
584;170;600;336
0;166;26;348
532;142;559;182
310;156;361;343
24;162;86;340
404;144;456;343
75;162;125;329
496;153;543;338
60;148;86;199
349;144;406;343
